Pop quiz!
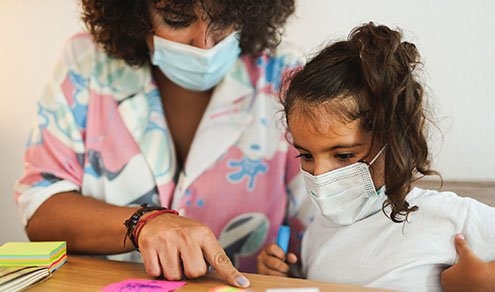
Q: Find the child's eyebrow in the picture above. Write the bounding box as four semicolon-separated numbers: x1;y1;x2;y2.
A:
293;142;364;152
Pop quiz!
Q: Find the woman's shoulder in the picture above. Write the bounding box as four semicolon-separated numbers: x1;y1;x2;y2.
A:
62;32;103;63
60;32;137;74
58;32;150;97
242;42;304;68
238;42;304;91
272;41;305;66
65;32;95;47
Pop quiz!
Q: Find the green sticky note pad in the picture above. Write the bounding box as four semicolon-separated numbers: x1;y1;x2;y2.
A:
0;242;67;271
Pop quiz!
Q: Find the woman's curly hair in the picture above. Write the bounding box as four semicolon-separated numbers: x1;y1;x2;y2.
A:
283;22;439;222
81;0;295;66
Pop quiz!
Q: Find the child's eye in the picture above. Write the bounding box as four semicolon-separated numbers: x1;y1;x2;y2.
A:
296;153;313;162
335;153;355;162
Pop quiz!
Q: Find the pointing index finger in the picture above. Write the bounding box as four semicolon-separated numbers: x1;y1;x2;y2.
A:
203;240;250;288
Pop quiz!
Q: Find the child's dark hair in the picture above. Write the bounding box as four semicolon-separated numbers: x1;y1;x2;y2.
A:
81;0;295;66
283;22;438;222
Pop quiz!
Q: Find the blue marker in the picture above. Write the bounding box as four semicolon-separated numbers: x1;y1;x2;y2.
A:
276;225;290;254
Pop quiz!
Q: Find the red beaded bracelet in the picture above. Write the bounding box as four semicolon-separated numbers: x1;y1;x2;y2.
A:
132;209;179;250
123;204;179;251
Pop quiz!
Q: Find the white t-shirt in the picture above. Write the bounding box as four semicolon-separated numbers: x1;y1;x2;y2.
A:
302;187;495;292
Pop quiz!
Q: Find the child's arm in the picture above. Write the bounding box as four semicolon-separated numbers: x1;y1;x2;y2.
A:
256;243;298;276
441;234;495;292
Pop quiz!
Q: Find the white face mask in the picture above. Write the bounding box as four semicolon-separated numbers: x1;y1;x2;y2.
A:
301;147;387;225
151;31;241;91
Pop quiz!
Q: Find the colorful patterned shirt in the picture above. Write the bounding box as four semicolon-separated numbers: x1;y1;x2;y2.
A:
14;33;315;272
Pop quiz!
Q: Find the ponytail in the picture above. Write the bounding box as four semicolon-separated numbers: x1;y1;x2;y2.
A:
284;22;439;222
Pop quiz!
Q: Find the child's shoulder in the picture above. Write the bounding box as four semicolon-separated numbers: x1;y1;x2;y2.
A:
407;186;494;216
407;187;471;211
409;186;458;199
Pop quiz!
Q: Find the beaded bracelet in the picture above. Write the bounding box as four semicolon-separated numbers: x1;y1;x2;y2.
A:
132;209;179;249
123;204;178;251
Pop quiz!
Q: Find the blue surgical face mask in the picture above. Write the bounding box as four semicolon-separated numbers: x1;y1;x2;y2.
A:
151;31;241;91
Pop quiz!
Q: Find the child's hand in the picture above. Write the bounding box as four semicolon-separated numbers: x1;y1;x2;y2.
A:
441;233;495;292
256;243;298;276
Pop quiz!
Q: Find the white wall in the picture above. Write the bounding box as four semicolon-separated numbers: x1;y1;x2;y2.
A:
0;0;82;243
1;0;494;243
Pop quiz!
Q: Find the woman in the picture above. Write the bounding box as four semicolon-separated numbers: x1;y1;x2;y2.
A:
14;0;314;287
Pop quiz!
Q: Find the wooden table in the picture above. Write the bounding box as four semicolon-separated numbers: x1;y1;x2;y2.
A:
29;256;392;291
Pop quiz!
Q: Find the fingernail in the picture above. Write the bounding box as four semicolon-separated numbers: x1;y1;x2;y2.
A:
235;275;250;287
456;233;465;240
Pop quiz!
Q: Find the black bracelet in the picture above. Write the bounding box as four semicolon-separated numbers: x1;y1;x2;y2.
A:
123;204;166;250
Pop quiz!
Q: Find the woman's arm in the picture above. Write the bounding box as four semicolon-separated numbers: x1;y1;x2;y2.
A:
26;191;136;254
26;191;250;288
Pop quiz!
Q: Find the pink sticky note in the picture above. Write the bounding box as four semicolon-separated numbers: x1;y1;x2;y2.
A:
102;279;186;292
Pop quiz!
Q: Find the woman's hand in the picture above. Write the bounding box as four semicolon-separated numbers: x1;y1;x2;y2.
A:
256;242;298;277
137;213;250;288
26;193;249;287
441;233;495;292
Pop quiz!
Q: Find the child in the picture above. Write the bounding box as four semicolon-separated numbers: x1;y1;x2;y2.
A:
257;22;495;291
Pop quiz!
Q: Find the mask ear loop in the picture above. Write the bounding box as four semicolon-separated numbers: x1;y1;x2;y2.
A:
369;145;387;166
